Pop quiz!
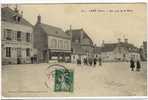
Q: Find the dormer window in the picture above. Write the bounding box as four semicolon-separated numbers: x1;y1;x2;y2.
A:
13;6;22;23
17;16;21;22
13;14;21;23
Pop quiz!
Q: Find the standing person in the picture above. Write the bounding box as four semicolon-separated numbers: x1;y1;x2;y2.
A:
85;57;88;65
84;57;87;65
83;58;85;65
77;56;81;65
136;60;141;71
77;58;79;65
130;58;135;71
93;57;97;66
89;57;93;66
31;56;34;64
98;57;102;66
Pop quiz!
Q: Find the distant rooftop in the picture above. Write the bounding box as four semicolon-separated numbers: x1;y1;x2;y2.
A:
36;23;71;39
66;28;93;45
101;42;139;53
1;7;32;27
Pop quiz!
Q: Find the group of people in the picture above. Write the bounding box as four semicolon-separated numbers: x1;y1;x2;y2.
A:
130;58;141;71
76;56;102;66
76;56;142;72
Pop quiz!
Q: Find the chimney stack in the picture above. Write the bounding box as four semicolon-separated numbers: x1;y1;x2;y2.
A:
124;38;128;43
37;14;41;24
102;40;105;47
14;4;19;13
118;38;121;43
70;25;72;31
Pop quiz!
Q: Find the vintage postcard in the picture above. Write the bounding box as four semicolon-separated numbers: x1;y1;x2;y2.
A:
1;3;147;97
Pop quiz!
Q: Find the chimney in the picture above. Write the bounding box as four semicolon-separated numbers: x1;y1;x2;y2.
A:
118;38;121;43
37;14;41;24
102;40;105;47
80;29;83;40
70;25;72;31
124;38;128;43
14;5;19;13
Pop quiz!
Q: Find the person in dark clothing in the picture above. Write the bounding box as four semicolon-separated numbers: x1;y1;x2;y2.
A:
77;59;79;65
130;58;135;71
136;60;141;71
86;58;88;65
17;58;21;64
93;58;97;66
89;58;92;66
79;58;81;65
98;57;102;66
77;58;81;65
83;58;86;65
31;57;34;64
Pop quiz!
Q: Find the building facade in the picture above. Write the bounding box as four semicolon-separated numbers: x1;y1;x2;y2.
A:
33;15;71;63
94;46;101;58
66;29;94;63
1;7;33;64
101;38;140;62
139;41;147;61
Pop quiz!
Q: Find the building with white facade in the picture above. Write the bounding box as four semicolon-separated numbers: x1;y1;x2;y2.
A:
101;38;140;62
1;7;33;64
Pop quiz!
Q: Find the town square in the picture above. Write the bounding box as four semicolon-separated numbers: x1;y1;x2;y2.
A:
2;62;147;96
1;4;147;97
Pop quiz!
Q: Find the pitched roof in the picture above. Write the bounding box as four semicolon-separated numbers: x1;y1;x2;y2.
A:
39;23;71;39
1;7;32;27
66;29;93;44
101;42;139;53
101;43;117;52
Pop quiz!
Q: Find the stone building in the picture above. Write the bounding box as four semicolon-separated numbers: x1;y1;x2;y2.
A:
1;7;33;64
139;41;147;61
33;15;71;63
143;41;147;61
66;28;94;63
101;38;140;62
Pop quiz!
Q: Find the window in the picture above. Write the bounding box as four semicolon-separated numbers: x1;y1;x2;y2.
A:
64;41;66;49
60;40;63;49
51;39;57;48
6;29;12;40
26;48;30;57
26;33;30;42
58;40;60;48
64;41;69;49
17;31;21;41
6;47;11;57
13;15;21;23
17;16;21;22
17;48;21;57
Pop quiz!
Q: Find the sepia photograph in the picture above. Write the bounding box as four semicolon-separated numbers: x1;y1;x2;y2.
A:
1;3;147;97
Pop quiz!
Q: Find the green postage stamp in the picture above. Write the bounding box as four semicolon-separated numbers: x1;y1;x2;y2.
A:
54;69;73;92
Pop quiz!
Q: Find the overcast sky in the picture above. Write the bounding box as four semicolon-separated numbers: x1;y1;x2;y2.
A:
4;3;147;47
